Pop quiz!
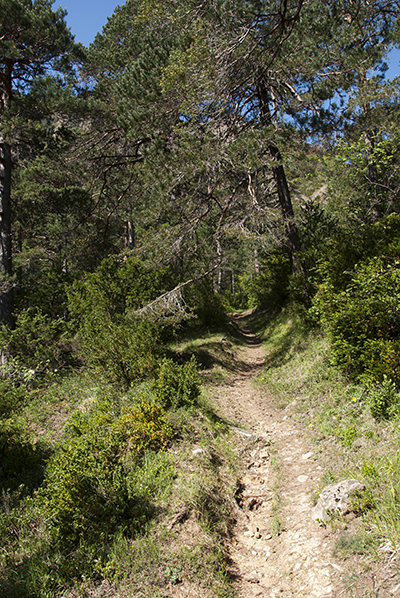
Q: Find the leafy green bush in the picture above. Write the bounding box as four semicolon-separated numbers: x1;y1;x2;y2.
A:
290;201;340;307
294;208;400;310
314;256;400;386
153;356;201;410
0;307;72;371
0;377;26;417
368;377;400;420
38;396;172;543
68;256;170;385
13;253;70;319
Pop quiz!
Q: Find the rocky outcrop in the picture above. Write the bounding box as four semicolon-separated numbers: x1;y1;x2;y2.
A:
312;479;365;522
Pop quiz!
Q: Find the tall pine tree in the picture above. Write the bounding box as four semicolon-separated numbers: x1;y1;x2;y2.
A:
0;0;79;332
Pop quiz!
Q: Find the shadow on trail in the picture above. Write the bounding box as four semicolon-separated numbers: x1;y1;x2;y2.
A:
226;313;266;377
229;319;262;346
232;306;312;372
172;340;239;372
172;308;272;377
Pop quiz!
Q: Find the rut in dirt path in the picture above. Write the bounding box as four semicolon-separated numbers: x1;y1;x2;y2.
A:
211;317;344;598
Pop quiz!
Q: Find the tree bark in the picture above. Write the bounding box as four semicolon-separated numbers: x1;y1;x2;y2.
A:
124;219;135;250
257;85;302;272
268;142;302;265
0;137;13;331
0;58;14;335
216;237;223;294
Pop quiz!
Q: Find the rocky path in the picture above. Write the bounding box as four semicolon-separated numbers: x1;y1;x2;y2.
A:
210;316;344;598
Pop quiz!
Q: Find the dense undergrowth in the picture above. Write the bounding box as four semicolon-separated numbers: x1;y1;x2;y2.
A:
0;336;241;598
1;210;400;594
1;298;400;595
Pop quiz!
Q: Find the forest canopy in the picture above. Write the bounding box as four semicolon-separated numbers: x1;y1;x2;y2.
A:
0;0;399;386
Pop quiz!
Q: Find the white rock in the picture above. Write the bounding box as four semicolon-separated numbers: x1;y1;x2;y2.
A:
312;479;364;522
298;475;309;483
302;451;314;460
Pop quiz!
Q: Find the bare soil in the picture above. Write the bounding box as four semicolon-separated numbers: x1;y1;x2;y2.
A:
208;315;399;598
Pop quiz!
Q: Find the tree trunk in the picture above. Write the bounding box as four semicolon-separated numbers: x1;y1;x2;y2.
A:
268;142;302;269
124;218;135;250
216;237;222;294
0;138;13;331
1;59;14;337
257;85;302;272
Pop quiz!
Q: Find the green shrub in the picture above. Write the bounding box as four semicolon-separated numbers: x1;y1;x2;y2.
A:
288;202;340;307
0;308;72;371
368;377;400;420
13;255;70;319
81;315;162;385
38;396;172;543
153;356;201;410
314;256;400;386
68;256;171;385
0;377;26;417
335;424;358;447
297;213;400;315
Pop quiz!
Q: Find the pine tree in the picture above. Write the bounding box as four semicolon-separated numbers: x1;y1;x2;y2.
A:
0;0;80;332
156;0;399;270
82;0;400;287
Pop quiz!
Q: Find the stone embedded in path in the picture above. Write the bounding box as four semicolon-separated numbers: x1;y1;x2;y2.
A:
298;475;309;483
232;426;253;437
312;478;365;522
302;451;314;460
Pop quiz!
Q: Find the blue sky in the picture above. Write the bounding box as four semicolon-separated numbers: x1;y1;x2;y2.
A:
386;48;400;80
57;0;121;46
57;0;400;79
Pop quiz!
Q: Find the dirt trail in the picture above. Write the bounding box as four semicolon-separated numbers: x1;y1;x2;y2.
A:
210;315;343;598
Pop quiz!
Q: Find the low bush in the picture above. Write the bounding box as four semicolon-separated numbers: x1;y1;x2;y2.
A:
153;356;201;410
67;256;171;385
38;396;173;544
0;308;73;371
314;256;400;387
0;377;26;417
368;376;400;420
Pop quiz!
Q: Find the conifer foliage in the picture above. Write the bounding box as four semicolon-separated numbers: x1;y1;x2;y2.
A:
0;0;82;329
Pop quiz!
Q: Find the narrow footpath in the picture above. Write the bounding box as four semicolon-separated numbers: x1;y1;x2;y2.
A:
210;315;343;598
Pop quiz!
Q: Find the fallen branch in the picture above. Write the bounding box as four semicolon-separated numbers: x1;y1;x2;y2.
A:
168;506;189;530
130;265;218;321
